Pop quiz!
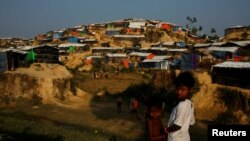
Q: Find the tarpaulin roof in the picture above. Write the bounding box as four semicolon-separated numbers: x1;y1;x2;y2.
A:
167;48;187;52
84;39;97;42
106;53;127;58
59;43;87;48
208;47;239;52
194;43;211;48
150;47;168;51
211;42;226;46
213;61;250;69
142;59;163;63
152;55;172;60
114;35;145;38
163;42;175;46
86;56;105;60
129;52;152;57
176;42;186;47
2;48;27;54
228;41;250;47
18;44;58;51
92;47;123;50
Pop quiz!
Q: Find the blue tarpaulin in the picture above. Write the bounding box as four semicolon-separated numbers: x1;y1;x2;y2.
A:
180;53;198;70
68;37;79;43
176;42;185;48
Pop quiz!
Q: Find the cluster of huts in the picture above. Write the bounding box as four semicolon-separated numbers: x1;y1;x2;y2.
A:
1;40;250;72
1;18;250;88
33;18;192;45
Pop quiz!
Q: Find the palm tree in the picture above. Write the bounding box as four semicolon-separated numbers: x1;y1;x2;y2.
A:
186;16;192;23
198;26;203;32
192;17;197;23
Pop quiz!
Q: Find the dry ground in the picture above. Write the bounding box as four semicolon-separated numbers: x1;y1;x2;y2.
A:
0;72;207;141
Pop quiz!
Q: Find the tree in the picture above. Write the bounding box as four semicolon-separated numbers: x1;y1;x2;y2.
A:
198;26;203;32
192;17;197;23
201;34;207;39
186;16;203;35
191;27;198;35
186;16;192;23
46;31;53;38
209;28;219;40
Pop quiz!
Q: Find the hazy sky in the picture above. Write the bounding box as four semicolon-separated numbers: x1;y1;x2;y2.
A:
0;0;250;38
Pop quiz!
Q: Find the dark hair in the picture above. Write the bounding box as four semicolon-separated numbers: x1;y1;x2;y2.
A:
147;96;162;109
174;71;195;88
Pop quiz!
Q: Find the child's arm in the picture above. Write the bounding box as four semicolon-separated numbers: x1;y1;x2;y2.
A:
166;124;181;133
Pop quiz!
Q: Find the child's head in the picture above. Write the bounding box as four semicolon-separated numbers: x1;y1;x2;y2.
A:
174;71;195;99
148;98;162;119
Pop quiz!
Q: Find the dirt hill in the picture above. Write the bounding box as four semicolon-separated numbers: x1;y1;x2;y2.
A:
192;71;249;124
0;63;74;105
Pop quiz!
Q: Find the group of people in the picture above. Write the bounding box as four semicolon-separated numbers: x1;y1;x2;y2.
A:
116;71;196;141
146;72;196;141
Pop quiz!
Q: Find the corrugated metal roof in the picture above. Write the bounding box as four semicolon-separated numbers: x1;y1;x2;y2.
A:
84;39;97;42
229;41;250;47
208;47;239;52
86;56;105;60
114;35;145;38
151;47;168;51
129;52;151;57
92;47;123;50
18;46;34;51
106;53;127;58
194;43;211;48
143;59;163;63
18;44;58;51
213;61;250;69
167;49;187;52
163;42;175;46
211;42;226;46
59;43;87;48
2;48;27;54
152;56;171;60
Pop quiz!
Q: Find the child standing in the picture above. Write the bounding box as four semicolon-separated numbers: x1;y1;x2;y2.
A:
116;96;122;113
146;101;167;141
130;98;140;119
165;71;196;141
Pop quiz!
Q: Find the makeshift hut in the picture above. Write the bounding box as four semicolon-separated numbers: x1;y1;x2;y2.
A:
0;48;27;71
21;45;59;63
211;61;250;88
58;43;89;55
